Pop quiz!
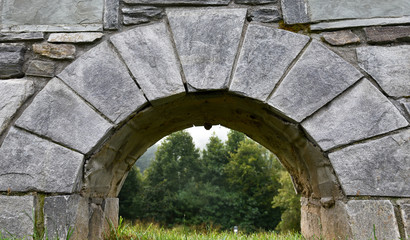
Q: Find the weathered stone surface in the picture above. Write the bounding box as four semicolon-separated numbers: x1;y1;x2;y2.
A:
308;0;410;22
357;46;410;97
0;195;35;238
281;0;309;24
268;40;362;122
102;198;119;232
311;16;410;31
0;79;34;135
0;127;84;192
346;200;400;239
1;0;103;28
400;98;410;117
16;78;113;154
399;203;410;237
89;203;104;240
122;6;164;25
365;26;410;44
1;24;103;32
33;43;76;60
48;33;103;43
26;60;55;77
247;7;281;23
0;44;25;78
59;41;146;123
104;0;119;30
329;129;410;197
230;25;309;100
123;0;230;5
44;195;89;240
321;30;360;46
111;23;184;104
0;32;44;42
234;0;277;4
302;79;409;151
167;8;246;91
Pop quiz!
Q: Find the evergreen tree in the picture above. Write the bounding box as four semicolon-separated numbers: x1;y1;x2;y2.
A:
225;130;246;154
118;166;144;220
201;134;228;186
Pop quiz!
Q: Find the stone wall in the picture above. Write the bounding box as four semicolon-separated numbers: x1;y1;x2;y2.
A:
0;0;409;239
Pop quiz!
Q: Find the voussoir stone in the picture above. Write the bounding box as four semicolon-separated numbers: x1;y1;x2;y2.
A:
321;30;360;46
123;0;230;4
268;40;362;122
365;26;410;44
15;78;113;154
302;79;409;151
167;8;246;91
26;60;55;77
329;129;410;197
230;24;309;101
121;6;164;25
44;195;89;240
0;127;84;193
0;44;25;79
48;33;103;43
0;79;34;135
357;45;410;98
111;22;185;104
33;43;76;59
346;200;400;239
0;195;35;238
59;41;146;123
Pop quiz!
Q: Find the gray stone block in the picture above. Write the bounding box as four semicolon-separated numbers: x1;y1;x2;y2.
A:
0;32;44;42
122;6;164;25
123;0;230;5
48;33;104;43
357;46;410;98
302;79;409;151
33;43;76;60
247;7;281;23
0;44;25;79
280;0;309;24
230;24;309;101
399;203;410;238
58;41;146;123
365;26;410;44
0;79;34;135
0;195;35;238
102;198;119;232
0;127;84;193
104;0;119;30
234;0;277;4
26;60;55;77
1;24;103;32
329;129;410;197
1;0;103;26
15;78;113;154
308;0;410;22
310;16;410;31
321;30;360;46
346;200;400;239
111;22;185;104
44;195;89;240
268;41;362;122
167;8;246;91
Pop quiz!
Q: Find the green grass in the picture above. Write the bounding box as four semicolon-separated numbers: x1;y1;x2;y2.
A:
104;218;305;240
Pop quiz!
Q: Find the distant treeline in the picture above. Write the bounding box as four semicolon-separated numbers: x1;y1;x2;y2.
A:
119;130;300;232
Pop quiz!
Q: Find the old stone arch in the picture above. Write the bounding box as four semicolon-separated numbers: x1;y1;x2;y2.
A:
0;2;409;240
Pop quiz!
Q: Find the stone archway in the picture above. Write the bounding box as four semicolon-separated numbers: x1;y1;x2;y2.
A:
0;8;408;240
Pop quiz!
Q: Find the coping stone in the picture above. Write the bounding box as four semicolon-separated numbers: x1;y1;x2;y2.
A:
0;79;34;135
0;195;35;238
15;78;113;154
58;41;146;123
167;8;246;91
329;129;410;197
230;24;309;101
357;45;410;98
268;40;362;122
302;79;409;151
0;127;84;193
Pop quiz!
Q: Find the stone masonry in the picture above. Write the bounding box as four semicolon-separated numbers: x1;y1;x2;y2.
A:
0;0;409;239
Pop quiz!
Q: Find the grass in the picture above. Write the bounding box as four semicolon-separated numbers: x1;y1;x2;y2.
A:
104;218;305;240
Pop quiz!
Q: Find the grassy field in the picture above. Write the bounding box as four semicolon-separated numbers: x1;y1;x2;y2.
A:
104;218;305;240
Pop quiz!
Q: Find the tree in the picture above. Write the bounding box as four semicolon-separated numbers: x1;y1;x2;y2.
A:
201;134;228;186
225;130;246;154
118;166;144;220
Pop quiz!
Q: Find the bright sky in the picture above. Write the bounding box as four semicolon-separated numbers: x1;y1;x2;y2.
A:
186;125;230;149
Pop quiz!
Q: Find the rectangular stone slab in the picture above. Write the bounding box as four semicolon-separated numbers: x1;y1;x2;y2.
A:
15;78;113;154
329;129;410;197
310;16;410;31
0;127;84;193
110;22;185;104
0;44;25;78
0;195;35;238
123;0;230;5
302;79;408;151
